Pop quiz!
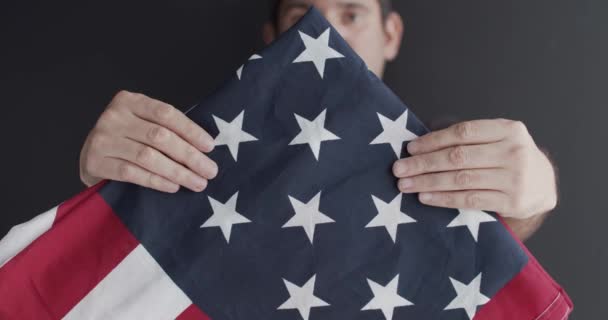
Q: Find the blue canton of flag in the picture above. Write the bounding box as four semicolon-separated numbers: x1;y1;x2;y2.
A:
98;8;528;320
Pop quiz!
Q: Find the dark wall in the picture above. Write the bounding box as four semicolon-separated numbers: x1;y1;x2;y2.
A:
1;1;605;318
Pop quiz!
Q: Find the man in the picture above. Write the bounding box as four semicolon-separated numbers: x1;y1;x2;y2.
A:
78;0;558;242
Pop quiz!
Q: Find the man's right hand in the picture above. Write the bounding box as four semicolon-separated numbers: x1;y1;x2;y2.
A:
79;90;218;193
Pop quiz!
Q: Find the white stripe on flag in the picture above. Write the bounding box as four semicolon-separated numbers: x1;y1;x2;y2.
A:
63;244;192;320
0;205;58;268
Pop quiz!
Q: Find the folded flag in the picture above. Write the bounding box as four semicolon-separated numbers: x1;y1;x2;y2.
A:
0;7;572;320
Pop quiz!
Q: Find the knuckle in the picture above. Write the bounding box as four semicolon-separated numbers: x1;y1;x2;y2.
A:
442;193;456;207
509;145;530;166
115;90;146;104
169;167;185;182
154;103;175;122
465;193;483;208
99;108;121;125
117;162;135;181
507;120;532;141
455;170;474;188
110;91;145;114
185;147;202;167
135;146;155;165
510;120;528;134
114;90;145;104
448;146;468;167
147;173;158;189
114;90;132;102
454;121;475;140
417;156;434;172
147;126;171;145
150;175;175;192
132;92;146;102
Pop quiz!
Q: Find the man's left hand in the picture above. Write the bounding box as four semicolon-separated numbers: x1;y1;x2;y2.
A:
393;119;557;221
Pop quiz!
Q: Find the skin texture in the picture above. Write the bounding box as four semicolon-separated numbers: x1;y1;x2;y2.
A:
79;0;558;241
80;90;218;193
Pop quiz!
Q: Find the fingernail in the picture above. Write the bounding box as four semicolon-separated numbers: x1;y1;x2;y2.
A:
420;193;433;202
399;178;414;191
191;176;207;192
209;162;219;179
202;136;215;152
393;162;407;176
407;141;419;154
164;182;180;193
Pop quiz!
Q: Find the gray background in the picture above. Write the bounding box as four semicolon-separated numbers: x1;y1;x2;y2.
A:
0;1;605;318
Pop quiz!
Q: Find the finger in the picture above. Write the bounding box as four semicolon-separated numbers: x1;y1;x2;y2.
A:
130;98;215;153
128;144;208;192
418;190;509;213
393;142;508;178
125;117;218;179
106;135;208;192
408;119;512;155
96;157;180;193
105;135;217;185
398;168;511;194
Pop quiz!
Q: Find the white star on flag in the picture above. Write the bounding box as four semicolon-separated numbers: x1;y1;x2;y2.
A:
278;275;330;320
213;110;258;161
236;54;262;80
289;109;340;161
444;273;490;320
447;209;497;242
365;194;416;243
362;275;413;320
370;110;418;158
200;192;251;243
283;192;335;244
293;28;344;78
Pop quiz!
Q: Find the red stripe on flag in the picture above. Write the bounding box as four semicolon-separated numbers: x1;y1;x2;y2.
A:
0;181;139;319
475;218;573;320
176;304;212;320
54;180;107;223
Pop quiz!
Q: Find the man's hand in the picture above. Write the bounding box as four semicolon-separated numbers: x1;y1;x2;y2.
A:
393;119;557;239
79;90;218;193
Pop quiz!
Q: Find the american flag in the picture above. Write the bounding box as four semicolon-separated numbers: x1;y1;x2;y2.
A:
0;8;572;320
